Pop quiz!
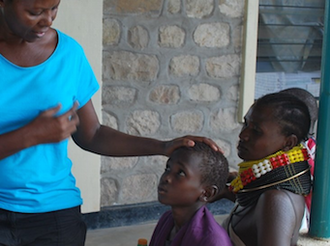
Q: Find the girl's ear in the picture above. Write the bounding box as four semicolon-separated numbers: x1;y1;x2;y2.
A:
282;134;298;151
199;185;218;202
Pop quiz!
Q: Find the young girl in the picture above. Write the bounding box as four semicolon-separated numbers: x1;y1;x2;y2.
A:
222;92;312;246
150;142;232;246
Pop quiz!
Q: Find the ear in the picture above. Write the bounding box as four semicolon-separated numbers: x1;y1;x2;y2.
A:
282;134;298;152
199;185;218;203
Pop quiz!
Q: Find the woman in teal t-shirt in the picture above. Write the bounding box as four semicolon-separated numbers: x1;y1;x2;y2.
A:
0;0;220;245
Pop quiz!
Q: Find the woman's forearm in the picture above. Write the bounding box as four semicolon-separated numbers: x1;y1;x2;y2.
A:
72;125;167;157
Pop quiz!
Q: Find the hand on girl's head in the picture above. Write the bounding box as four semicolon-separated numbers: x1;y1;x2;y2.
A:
164;135;222;157
180;136;222;152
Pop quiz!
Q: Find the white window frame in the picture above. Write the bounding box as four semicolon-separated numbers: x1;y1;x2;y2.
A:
238;0;259;122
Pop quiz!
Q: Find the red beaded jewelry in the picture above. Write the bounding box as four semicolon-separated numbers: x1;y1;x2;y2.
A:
230;145;309;193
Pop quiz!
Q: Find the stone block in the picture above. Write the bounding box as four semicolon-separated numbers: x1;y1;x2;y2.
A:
101;178;118;207
194;22;230;48
126;110;161;136
205;54;241;78
168;0;181;14
210;107;240;131
185;0;214;19
158;25;185;48
102;111;119;130
121;174;158;203
188;83;220;102
169;55;200;77
128;25;149;49
103;51;159;84
219;0;245;18
214;139;231;158
101;156;139;173
227;85;239;101
149;85;180;104
104;0;163;15
102;86;137;108
103;18;121;46
171;111;204;133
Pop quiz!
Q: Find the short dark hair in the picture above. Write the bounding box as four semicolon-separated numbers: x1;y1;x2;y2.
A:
174;142;229;191
255;92;311;142
279;87;318;132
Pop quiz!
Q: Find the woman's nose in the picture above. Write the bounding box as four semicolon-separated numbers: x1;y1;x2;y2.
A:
40;10;54;27
239;127;249;142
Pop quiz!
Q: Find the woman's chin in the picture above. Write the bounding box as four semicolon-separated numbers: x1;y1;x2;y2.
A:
237;150;248;161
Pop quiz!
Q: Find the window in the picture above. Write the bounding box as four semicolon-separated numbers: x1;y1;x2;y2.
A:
255;0;325;98
238;0;324;122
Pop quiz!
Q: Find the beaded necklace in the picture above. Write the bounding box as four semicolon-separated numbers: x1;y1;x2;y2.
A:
230;144;309;193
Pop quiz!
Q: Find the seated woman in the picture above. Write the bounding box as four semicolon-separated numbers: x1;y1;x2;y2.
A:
219;92;312;246
149;142;232;246
279;88;318;231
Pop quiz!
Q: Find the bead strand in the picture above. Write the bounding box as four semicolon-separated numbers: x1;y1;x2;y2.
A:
229;145;310;193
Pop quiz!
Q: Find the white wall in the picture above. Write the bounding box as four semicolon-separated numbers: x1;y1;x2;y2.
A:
53;0;103;213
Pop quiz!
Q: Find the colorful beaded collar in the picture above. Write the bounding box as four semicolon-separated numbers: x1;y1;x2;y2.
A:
229;144;309;193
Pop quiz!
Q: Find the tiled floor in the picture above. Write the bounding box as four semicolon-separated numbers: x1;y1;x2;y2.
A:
85;214;330;246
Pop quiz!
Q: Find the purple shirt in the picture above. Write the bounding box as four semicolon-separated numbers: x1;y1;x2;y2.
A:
150;206;232;246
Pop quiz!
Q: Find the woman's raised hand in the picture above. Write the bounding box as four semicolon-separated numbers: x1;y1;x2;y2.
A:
28;102;80;144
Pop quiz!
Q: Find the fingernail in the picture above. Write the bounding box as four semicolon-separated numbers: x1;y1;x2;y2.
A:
188;140;195;146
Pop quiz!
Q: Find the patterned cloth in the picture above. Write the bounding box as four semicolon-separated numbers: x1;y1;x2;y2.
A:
304;137;316;211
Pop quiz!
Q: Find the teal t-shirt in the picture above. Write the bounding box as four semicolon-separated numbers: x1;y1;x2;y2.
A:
0;30;99;213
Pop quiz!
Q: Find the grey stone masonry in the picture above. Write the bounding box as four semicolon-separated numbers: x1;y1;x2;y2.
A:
101;0;245;207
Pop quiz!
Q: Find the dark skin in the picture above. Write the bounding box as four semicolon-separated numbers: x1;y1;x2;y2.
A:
219;104;305;246
0;0;220;160
157;150;217;235
0;0;59;66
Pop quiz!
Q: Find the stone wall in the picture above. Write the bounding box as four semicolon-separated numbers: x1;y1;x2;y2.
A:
101;0;245;207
